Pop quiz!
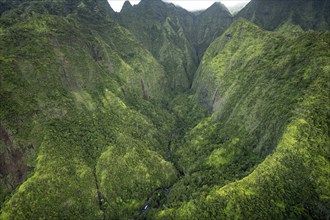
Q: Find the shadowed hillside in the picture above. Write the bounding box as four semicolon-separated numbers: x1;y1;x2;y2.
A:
115;0;233;92
237;0;330;30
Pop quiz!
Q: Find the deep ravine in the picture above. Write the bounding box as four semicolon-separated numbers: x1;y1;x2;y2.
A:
93;168;106;220
1;0;329;219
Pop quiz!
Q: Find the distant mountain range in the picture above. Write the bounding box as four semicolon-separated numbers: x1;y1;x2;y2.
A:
226;2;249;15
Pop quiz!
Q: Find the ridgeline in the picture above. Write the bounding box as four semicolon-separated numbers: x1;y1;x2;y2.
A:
0;0;329;219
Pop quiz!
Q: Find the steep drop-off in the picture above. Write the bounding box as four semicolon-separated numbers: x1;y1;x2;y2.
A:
116;0;198;92
0;1;178;218
149;19;329;219
237;0;330;31
0;0;329;219
116;0;233;92
193;2;232;59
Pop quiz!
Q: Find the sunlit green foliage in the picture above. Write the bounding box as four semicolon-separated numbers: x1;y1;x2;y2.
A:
0;0;177;218
115;0;233;93
116;0;198;92
150;19;330;219
0;0;329;219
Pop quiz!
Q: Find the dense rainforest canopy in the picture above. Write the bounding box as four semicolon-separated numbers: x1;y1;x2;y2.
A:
0;0;329;219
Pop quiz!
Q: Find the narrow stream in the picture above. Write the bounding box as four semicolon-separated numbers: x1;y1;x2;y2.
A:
137;136;185;218
166;140;172;161
93;169;105;220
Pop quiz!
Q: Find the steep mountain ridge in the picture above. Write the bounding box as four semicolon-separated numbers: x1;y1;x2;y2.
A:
0;0;329;219
0;0;178;218
237;0;330;30
193;2;233;60
115;0;233;92
137;19;329;219
121;0;133;13
115;0;197;92
0;0;114;18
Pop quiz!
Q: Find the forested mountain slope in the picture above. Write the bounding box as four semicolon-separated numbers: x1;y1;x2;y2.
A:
150;19;329;219
237;0;330;30
0;0;178;218
115;0;233;92
193;2;232;59
0;0;329;219
115;0;198;92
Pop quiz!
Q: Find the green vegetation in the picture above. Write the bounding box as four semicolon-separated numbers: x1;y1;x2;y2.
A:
0;1;177;218
194;2;233;58
146;19;330;219
116;0;198;92
0;0;329;219
237;0;330;31
116;0;233;92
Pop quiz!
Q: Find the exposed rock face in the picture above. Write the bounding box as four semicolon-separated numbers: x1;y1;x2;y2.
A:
0;123;27;202
0;124;26;178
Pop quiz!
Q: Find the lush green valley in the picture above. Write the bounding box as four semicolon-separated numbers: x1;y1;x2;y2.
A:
154;19;330;219
0;0;329;219
115;0;233;92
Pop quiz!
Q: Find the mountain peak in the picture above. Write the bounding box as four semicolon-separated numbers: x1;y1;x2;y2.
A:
140;0;162;4
210;2;224;8
204;1;231;16
121;0;133;12
137;0;167;9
